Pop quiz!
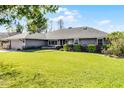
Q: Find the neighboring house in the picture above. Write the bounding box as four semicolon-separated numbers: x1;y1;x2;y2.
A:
1;27;108;50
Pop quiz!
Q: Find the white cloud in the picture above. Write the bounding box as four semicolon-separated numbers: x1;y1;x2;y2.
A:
51;7;82;22
57;7;68;13
57;7;81;16
109;25;124;32
50;15;77;22
98;20;111;25
48;7;83;30
64;10;79;15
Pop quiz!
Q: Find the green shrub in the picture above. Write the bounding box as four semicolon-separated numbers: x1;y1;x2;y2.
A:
87;44;96;53
63;44;70;51
73;44;82;52
82;46;88;52
102;45;109;50
105;32;124;57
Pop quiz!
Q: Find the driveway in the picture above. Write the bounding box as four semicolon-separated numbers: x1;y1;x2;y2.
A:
0;50;16;52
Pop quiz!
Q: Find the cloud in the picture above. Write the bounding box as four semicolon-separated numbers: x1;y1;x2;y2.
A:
109;25;124;32
56;7;68;13
64;10;79;15
50;15;77;22
48;7;83;30
50;7;82;22
98;20;111;25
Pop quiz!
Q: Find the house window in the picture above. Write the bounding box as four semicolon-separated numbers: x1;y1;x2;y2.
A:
49;40;57;46
74;38;79;44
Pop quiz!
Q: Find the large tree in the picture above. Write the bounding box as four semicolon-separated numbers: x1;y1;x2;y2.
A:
0;5;59;32
105;32;124;56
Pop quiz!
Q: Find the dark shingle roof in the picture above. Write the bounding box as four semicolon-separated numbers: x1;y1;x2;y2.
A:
1;27;107;40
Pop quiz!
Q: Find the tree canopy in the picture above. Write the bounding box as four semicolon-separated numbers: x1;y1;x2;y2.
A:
105;31;124;57
0;5;59;32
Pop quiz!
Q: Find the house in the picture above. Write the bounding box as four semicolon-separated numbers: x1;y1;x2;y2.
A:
1;27;108;50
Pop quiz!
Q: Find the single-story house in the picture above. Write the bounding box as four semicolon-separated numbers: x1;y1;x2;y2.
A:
1;27;108;50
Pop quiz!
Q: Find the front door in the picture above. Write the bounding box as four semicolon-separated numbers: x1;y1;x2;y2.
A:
98;39;103;46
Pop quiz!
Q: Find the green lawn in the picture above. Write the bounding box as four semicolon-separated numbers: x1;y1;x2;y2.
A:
0;50;124;88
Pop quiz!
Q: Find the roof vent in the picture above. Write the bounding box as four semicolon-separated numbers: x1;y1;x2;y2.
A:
82;27;88;30
68;27;72;29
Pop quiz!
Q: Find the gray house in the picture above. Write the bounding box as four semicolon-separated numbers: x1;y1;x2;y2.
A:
1;27;108;50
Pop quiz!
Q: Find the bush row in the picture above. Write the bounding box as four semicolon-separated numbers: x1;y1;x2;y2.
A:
58;44;108;53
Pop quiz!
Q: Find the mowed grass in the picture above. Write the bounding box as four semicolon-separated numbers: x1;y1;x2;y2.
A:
0;50;124;88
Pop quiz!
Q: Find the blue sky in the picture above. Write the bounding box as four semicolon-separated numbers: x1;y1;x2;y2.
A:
48;5;124;33
1;5;124;33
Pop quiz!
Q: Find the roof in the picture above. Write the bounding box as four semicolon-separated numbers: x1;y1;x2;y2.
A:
0;32;18;40
46;27;107;39
1;32;46;40
1;27;107;40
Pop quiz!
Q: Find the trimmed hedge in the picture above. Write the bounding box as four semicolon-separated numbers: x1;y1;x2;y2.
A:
62;44;107;53
87;44;96;53
63;44;70;51
73;44;82;52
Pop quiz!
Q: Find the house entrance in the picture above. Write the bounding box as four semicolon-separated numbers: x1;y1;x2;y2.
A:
98;39;103;46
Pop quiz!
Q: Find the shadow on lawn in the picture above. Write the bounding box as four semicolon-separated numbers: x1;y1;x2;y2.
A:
22;49;56;53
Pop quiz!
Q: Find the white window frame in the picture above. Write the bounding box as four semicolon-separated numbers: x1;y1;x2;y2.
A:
74;38;79;44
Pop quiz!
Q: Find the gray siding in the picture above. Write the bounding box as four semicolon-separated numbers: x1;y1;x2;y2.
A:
79;38;97;46
11;40;24;50
25;39;47;48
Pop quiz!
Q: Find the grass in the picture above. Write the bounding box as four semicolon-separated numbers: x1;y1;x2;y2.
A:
0;50;124;88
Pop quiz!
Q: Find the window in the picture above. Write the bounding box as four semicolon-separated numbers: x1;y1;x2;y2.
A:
74;38;79;44
49;41;57;46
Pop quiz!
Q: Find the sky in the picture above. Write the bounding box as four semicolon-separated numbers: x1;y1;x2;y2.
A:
47;5;124;33
1;5;124;33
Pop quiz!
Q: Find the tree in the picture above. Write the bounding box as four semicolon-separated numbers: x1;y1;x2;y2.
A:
58;19;64;29
105;32;124;57
16;22;23;33
0;5;59;32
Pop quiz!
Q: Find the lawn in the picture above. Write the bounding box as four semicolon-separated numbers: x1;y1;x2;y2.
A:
0;50;124;88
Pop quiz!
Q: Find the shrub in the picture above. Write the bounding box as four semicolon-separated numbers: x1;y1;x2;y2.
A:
102;45;109;50
96;45;102;53
55;45;63;50
68;44;73;51
73;44;82;52
63;44;70;51
105;32;124;57
82;46;88;52
87;44;96;53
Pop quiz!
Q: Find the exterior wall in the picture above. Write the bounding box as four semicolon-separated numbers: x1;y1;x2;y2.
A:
79;38;97;46
25;39;47;48
67;39;74;44
11;39;24;50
